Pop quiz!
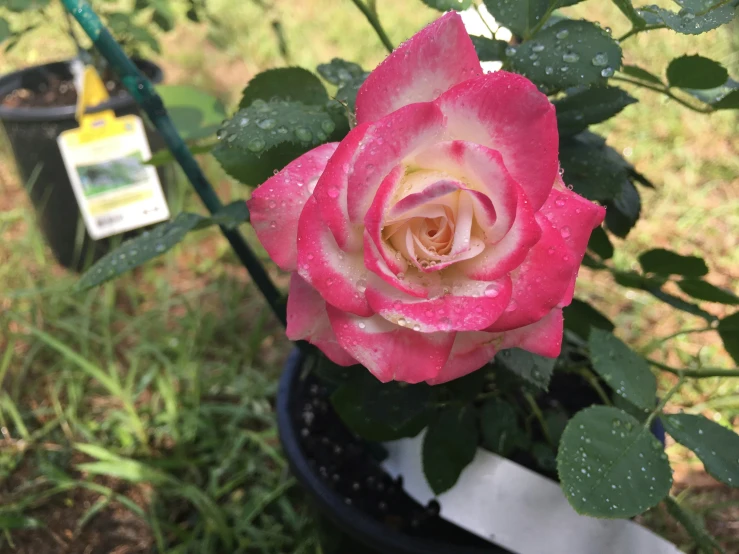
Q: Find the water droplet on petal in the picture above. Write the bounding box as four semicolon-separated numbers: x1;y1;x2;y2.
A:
505;300;517;312
561;226;572;239
327;187;340;198
484;284;500;298
397;318;407;327
357;279;367;292
358;322;366;329
555;195;566;207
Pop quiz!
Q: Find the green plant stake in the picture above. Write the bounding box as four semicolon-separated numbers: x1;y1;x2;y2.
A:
59;0;287;326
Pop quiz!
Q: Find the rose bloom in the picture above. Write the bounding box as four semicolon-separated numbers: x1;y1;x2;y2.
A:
248;13;605;384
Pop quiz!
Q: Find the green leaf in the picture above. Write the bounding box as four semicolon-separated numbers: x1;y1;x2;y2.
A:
156;85;226;141
509;20;622;92
587;226;614;260
335;73;368;115
563;298;615;340
718;312;739;364
663;414;739;487
714;89;739;110
557;406;672;518
422;406;478;495
496;348;556;390
316;58;365;86
532;442;558;473
0;514;43;530
589;329;657;410
664;496;726;554
331;373;433;442
239;68;329;109
470;36;508;62
145;141;216;166
611;0;647;26
555;86;637;136
559;133;630;202
483;0;549;38
421;0;473;11
636;2;737;35
75;203;249;291
639;248;709;277
678;279;739;305
666;55;728;90
649;288;718;322
621;64;663;85
613;270;666;290
151;1;175;32
439;369;487;403
480;399;523;457
0;19;10;43
605;179;641;238
213;99;338;186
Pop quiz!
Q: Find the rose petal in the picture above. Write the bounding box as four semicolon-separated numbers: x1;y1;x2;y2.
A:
456;187;541;281
312;123;371;252
297;197;373;317
499;308;563;358
364;164;408;275
355;12;481;125
348;102;446;225
247;143;338;270
427;308;564;385
327;306;456;383
363;231;432;298
411;141;519;243
286;274;357;366
427;331;501;385
365;274;512;332
539;176;606;307
436;72;558;211
486;214;579;332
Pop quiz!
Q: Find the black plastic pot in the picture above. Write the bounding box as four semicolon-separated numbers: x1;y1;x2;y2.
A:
277;349;506;554
278;349;668;554
0;59;170;271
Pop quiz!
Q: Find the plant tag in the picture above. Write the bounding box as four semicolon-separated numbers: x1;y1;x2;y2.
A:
57;66;169;240
382;433;682;554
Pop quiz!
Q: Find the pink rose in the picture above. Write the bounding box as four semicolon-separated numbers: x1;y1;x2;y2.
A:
247;13;605;384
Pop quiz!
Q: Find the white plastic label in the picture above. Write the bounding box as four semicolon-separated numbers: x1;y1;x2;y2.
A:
57;114;169;240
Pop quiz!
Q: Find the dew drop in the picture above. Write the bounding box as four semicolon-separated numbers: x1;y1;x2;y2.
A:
239;117;250;127
505;46;517;57
327;187;340;199
295;128;313;142
397;318;407;327
268;200;277;209
270;221;277;229
561;226;572;239
413;324;421;332
591;52;609;67
562;52;579;63
532;43;545;53
358;322;366;329
545;66;554;75
247;138;265;152
505;300;517;312
321;120;335;134
556;29;569;39
484;284;500;298
257;118;276;130
601;67;615;78
357;278;367;292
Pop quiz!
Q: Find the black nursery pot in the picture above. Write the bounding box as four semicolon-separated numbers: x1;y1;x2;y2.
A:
0;59;170;272
277;349;507;554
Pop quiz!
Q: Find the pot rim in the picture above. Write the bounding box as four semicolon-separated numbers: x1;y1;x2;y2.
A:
277;347;502;554
0;58;163;123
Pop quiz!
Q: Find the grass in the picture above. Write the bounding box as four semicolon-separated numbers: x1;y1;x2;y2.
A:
1;0;738;552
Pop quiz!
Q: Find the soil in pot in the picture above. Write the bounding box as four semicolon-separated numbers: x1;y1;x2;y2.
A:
0;59;174;272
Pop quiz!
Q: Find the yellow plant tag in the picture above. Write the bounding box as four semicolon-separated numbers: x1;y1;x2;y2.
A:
57;66;169;240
